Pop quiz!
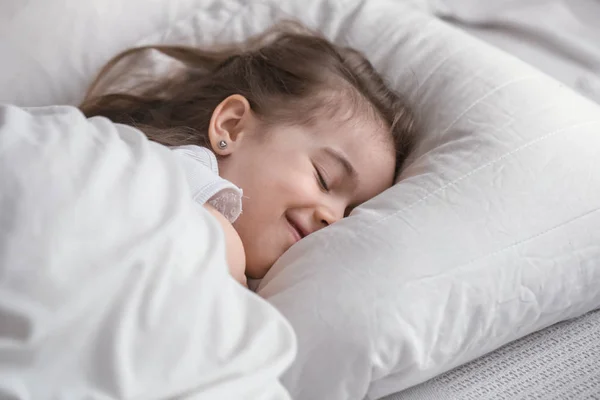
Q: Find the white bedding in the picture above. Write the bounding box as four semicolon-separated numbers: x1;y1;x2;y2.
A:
384;309;600;400
1;1;600;400
432;0;600;104
0;105;295;399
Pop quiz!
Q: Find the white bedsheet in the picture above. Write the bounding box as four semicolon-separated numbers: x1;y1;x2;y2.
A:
432;0;600;104
0;105;296;399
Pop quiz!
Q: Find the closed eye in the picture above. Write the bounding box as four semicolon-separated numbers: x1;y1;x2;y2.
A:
315;167;330;192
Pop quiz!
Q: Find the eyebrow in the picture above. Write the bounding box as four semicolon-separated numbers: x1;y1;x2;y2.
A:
323;147;357;180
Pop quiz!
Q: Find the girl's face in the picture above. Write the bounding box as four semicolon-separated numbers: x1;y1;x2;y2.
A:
209;95;396;279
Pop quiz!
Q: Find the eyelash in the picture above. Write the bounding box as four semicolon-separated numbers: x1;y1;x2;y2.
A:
315;168;330;192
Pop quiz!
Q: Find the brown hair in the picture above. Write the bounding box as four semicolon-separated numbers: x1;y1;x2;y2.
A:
80;21;416;171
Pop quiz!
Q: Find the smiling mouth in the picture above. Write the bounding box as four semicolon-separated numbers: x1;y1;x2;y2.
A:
286;217;305;243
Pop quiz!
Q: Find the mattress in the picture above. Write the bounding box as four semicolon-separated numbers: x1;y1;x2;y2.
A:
381;308;600;400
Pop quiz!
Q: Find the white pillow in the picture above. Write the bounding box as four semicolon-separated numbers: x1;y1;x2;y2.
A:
2;0;600;400
0;104;295;399
253;1;600;399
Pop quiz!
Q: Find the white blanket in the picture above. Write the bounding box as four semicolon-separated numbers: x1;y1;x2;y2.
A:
0;105;296;399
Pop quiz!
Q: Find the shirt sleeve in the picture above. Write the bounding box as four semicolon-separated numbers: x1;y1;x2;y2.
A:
171;145;243;223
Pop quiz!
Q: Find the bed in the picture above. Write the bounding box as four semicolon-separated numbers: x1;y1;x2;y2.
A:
1;1;599;399
431;0;600;105
384;308;600;399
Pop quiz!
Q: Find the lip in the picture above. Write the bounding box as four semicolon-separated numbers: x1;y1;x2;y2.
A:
286;216;306;243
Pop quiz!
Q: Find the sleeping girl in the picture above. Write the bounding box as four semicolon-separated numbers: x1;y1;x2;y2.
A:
80;21;416;286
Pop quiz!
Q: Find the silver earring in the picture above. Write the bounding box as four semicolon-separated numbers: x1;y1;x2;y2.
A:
218;140;228;149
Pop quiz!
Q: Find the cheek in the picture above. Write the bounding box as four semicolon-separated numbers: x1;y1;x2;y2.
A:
246;164;316;207
270;173;318;209
240;178;315;224
226;149;319;222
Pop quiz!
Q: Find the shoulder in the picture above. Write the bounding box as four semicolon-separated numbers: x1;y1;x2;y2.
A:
203;203;246;286
171;145;243;224
171;145;219;173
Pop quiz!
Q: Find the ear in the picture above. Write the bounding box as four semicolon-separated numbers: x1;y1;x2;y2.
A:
208;94;252;156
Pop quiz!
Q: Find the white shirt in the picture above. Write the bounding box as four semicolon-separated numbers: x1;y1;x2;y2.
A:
171;145;243;223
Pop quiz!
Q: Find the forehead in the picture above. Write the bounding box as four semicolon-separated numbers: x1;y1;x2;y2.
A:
316;90;394;156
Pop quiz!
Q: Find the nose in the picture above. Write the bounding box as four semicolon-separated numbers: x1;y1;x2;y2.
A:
314;202;344;229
